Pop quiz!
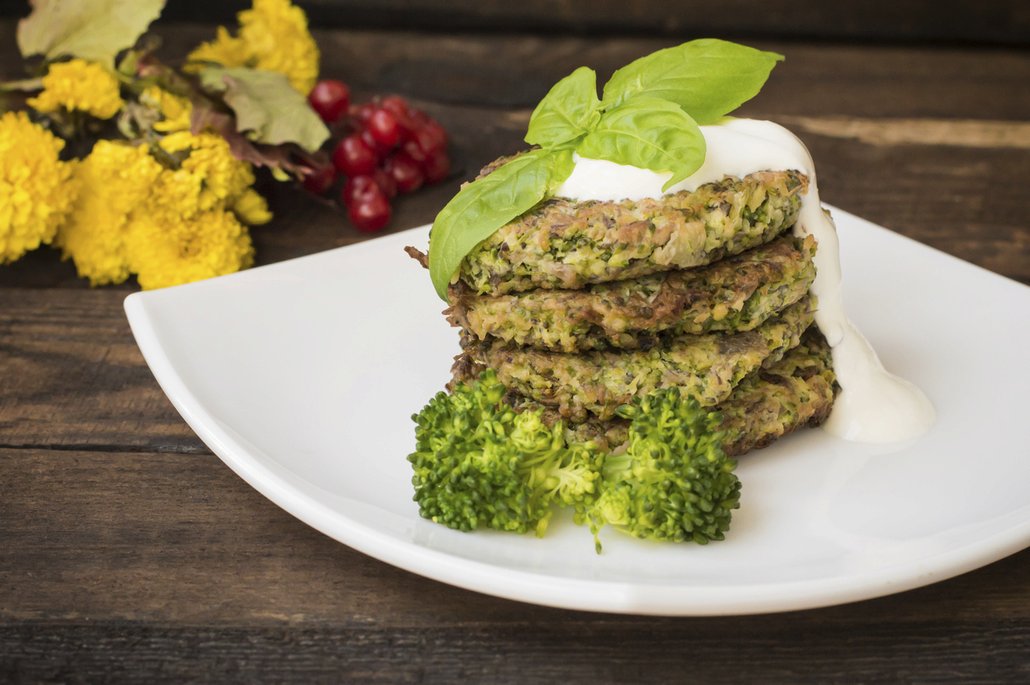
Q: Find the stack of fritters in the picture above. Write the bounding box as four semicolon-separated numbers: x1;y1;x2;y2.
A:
421;165;838;456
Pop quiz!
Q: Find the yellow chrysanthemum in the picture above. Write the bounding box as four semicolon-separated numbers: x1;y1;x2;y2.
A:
159;131;257;214
57;135;272;289
186;26;249;68
27;59;124;119
187;0;319;94
55;141;163;284
232;188;272;225
0;111;76;264
140;86;193;133
124;208;254;290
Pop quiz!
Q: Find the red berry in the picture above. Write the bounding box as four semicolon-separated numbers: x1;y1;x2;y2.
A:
379;95;410;117
422;150;451;184
401;139;428;165
409;108;430;128
302;164;336;194
308;80;350;124
412;120;447;156
372;168;397;199
384;152;424;194
348;193;392;232
380;98;418;140
332;135;377;176
368;108;401;149
358;129;390;160
341;175;380;207
352;103;376;123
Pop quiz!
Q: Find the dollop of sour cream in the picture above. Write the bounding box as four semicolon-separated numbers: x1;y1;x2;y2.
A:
555;118;935;443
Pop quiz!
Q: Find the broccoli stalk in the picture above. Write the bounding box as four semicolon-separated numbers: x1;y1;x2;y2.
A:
585;388;741;550
408;370;602;536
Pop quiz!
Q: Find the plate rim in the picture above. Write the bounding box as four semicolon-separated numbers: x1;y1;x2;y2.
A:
124;208;1030;616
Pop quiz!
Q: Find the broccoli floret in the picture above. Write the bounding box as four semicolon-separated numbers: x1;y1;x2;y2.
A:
584;388;742;550
408;370;602;536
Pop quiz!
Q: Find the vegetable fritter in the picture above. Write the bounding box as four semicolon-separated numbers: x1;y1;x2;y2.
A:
448;234;817;352
457;169;807;296
454;296;815;422
508;328;837;456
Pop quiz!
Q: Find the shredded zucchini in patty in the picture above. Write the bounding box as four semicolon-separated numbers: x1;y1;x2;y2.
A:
456;296;815;422
459;169;807;295
449;234;817;352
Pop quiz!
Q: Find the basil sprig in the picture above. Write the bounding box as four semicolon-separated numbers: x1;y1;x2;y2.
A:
601;39;784;124
524;66;601;148
428;39;783;299
428;149;574;297
578;97;706;191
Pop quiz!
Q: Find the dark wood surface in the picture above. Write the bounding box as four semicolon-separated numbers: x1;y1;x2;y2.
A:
1;16;1029;683
3;1;1027;45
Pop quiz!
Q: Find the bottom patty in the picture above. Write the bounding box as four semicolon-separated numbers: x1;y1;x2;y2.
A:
501;328;837;456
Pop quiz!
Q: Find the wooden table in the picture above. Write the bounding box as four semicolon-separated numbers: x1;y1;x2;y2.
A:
2;15;1029;682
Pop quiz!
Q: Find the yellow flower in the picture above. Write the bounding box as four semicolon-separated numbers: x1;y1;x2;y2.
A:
232;188;272;225
124;208;254;290
0;111;76;264
27;59;124;119
186;26;249;68
187;0;319;94
55;141;163;284
140;86;193;133
159;131;258;214
57;136;271;289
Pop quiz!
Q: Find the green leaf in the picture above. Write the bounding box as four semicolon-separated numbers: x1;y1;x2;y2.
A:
429;149;574;299
17;0;165;66
577;97;706;191
525;66;601;148
600;39;783;124
199;67;329;152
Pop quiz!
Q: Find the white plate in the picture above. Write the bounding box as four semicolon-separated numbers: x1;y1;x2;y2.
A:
125;207;1030;616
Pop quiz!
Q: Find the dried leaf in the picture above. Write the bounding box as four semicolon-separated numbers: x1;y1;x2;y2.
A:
17;0;165;66
190;98;327;177
199;66;328;153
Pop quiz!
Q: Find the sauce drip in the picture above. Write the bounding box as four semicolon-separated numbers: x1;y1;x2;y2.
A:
554;118;936;443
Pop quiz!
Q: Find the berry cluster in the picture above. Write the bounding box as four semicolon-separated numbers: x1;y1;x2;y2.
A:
305;79;450;232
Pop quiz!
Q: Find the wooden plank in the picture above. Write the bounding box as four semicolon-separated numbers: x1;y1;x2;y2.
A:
0;448;1027;627
0;290;203;451
107;0;1030;46
2;619;1029;683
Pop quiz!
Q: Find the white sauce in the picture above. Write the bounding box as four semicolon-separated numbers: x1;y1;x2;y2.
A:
555;118;936;443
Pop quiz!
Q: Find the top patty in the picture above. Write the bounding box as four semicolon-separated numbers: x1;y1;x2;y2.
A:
457;168;807;296
448;234;817;353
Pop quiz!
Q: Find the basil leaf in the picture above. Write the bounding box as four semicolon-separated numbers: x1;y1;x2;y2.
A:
429;149;574;299
525;66;601;149
577;97;705;191
600;39;784;125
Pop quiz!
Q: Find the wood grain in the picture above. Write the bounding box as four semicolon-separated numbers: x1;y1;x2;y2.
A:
0;19;1028;683
1;448;1028;683
88;0;1030;46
